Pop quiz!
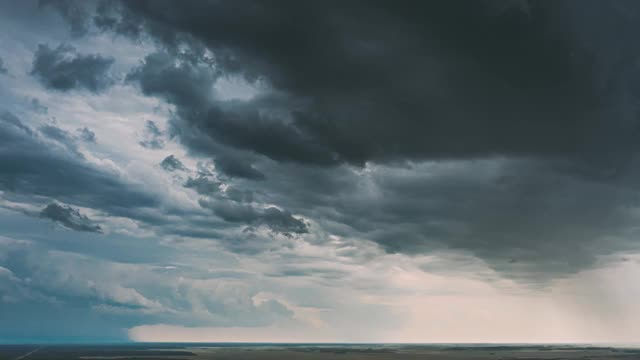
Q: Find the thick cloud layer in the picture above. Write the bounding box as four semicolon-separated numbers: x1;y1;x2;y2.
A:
109;1;639;164
92;0;640;278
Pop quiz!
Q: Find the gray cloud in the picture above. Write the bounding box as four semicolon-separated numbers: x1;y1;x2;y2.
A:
0;110;157;215
40;0;91;37
0;57;7;74
214;155;265;181
139;120;164;149
125;51;214;109
31;98;49;114
184;175;220;196
267;266;348;280
39;123;74;144
200;200;308;236
31;43;115;93
245;157;640;281
40;202;102;232
159;154;186;172
38;123;83;156
77;126;96;142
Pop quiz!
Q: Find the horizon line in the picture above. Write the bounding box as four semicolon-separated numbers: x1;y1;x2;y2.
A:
2;341;640;346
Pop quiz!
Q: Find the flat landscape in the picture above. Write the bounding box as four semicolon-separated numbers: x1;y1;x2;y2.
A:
1;344;640;360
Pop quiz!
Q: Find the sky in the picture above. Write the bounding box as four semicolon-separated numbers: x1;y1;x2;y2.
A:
2;0;640;344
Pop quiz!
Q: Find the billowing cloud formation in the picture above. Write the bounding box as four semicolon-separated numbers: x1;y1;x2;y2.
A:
31;43;114;92
41;202;102;232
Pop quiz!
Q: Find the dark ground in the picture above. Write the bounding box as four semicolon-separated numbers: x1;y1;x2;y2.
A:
1;344;640;360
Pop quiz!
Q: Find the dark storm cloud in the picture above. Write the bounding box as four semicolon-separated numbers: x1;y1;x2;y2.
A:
80;0;640;278
126;51;340;166
0;110;157;213
214;156;265;181
259;207;308;234
200;200;308;235
181;169;308;241
225;187;254;203
184;175;220;196
160;154;186;172
109;0;639;165
248;158;640;279
125;51;213;109
31;43;115;93
40;202;102;232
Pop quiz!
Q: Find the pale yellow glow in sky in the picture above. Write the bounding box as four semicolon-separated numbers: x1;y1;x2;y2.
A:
129;255;640;343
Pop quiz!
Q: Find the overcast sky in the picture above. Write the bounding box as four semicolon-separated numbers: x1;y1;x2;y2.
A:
2;0;640;343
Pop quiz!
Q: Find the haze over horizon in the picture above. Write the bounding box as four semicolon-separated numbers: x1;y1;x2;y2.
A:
2;0;640;344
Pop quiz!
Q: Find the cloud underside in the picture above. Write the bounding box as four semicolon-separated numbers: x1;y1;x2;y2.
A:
82;0;640;279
